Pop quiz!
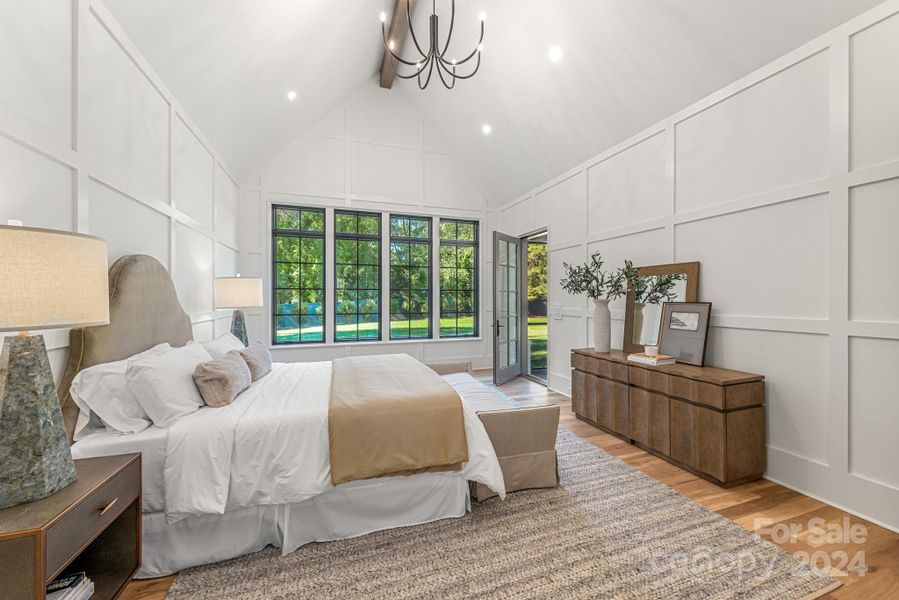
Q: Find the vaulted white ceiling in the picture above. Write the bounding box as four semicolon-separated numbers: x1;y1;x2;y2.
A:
104;0;884;204
103;0;393;181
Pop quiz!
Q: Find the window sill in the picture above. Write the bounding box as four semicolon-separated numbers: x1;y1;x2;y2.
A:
269;336;483;350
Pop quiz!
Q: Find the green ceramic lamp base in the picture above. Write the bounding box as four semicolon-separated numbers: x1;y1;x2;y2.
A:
231;309;249;347
0;334;77;509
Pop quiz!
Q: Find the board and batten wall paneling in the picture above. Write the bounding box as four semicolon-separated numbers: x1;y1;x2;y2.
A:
535;172;588;246
849;11;899;171
260;135;346;195
674;51;830;215
0;135;74;230
706;328;830;466
848;170;899;323
173;115;216;227
0;0;73;147
848;337;899;490
242;78;494;368
81;6;170;206
497;0;899;532
674;195;830;320
0;0;241;382
587;132;668;235
88;178;171;266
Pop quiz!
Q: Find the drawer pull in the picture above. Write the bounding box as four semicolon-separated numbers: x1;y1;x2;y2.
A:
99;497;118;517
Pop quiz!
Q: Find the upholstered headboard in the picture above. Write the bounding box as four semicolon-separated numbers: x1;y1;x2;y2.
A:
58;254;193;441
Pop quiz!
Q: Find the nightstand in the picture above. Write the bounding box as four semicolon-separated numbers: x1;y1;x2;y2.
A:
0;453;141;600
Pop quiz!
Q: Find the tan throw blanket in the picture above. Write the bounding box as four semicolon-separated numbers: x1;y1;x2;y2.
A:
328;354;469;486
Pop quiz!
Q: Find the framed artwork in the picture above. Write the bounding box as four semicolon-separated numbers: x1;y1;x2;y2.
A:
657;302;711;366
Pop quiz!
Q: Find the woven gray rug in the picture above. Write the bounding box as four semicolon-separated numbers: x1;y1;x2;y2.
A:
167;429;839;599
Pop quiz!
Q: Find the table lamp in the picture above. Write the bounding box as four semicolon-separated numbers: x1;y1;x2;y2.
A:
214;275;263;346
0;224;109;509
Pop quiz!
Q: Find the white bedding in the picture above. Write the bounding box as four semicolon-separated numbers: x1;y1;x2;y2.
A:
72;424;168;512
72;362;505;521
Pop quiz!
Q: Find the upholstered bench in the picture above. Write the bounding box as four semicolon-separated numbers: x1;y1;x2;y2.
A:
441;372;560;501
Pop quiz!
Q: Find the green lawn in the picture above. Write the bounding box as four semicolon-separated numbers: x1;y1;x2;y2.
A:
275;315;475;343
528;316;547;370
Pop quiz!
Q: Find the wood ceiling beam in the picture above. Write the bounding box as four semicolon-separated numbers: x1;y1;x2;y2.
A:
379;0;416;89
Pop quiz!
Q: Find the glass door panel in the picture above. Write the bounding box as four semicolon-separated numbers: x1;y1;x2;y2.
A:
493;232;522;384
525;231;548;383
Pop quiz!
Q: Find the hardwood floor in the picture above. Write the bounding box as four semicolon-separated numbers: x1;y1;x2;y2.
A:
121;372;898;600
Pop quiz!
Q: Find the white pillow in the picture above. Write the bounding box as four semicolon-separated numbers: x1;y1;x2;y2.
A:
200;333;245;359
70;343;172;440
126;342;215;428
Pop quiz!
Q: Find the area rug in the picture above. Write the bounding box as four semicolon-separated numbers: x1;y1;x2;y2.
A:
167;429;839;599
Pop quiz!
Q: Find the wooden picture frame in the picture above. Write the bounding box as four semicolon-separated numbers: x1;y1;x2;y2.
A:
623;261;700;354
658;301;712;366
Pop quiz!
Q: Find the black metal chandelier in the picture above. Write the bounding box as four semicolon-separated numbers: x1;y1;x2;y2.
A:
380;0;485;90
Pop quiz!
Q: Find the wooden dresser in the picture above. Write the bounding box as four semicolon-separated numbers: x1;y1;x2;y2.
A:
0;454;141;600
571;349;766;487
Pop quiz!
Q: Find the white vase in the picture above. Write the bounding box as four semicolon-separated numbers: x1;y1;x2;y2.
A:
593;299;611;353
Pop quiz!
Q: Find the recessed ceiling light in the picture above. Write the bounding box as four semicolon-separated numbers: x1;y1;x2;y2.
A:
286;90;297;101
548;46;563;63
481;124;492;135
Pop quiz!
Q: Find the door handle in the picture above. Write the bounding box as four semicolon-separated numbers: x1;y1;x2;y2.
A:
494;319;502;337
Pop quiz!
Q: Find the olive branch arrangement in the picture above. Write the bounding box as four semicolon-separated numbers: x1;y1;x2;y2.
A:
634;272;686;305
560;253;637;302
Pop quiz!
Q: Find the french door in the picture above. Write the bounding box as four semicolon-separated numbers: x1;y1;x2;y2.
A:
493;232;523;384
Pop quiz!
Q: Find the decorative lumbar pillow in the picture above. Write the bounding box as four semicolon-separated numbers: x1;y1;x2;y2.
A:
200;333;245;359
192;351;252;408
239;342;273;381
70;343;172;440
126;341;215;428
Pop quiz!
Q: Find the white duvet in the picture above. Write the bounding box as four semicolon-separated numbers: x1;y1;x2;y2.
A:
163;362;505;521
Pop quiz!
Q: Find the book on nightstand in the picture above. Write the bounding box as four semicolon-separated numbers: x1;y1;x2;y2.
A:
47;572;94;600
627;352;676;366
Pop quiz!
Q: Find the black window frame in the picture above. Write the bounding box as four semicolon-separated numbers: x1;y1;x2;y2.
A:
271;204;327;345
333;209;383;342
438;219;480;338
389;214;433;340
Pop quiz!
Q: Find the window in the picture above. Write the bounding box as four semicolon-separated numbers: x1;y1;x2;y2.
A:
439;219;479;337
271;207;479;345
334;210;381;341
272;205;325;344
389;215;432;339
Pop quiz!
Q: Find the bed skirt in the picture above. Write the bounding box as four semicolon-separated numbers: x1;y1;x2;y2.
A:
138;473;470;578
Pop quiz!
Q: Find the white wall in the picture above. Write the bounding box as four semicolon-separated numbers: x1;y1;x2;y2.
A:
0;0;240;382
498;1;899;532
241;79;496;368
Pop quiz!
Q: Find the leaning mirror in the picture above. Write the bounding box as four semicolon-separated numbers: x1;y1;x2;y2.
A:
623;262;700;354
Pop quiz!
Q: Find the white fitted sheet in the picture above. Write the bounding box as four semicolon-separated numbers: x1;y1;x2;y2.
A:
72;425;168;512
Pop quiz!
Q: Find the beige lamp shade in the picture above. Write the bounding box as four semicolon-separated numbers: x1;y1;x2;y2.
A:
215;276;263;309
0;225;110;332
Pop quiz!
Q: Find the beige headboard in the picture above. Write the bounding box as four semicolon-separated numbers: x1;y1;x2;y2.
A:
58;254;193;441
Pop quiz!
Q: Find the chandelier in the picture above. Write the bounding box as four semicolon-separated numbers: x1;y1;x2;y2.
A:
380;0;485;90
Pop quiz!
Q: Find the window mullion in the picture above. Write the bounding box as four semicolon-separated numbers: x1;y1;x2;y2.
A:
324;207;335;344
432;216;441;340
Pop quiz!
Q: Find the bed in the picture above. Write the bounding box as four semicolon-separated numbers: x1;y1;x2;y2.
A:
59;255;505;578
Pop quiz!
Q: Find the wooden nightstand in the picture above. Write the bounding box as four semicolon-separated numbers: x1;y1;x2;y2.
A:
0;454;141;600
